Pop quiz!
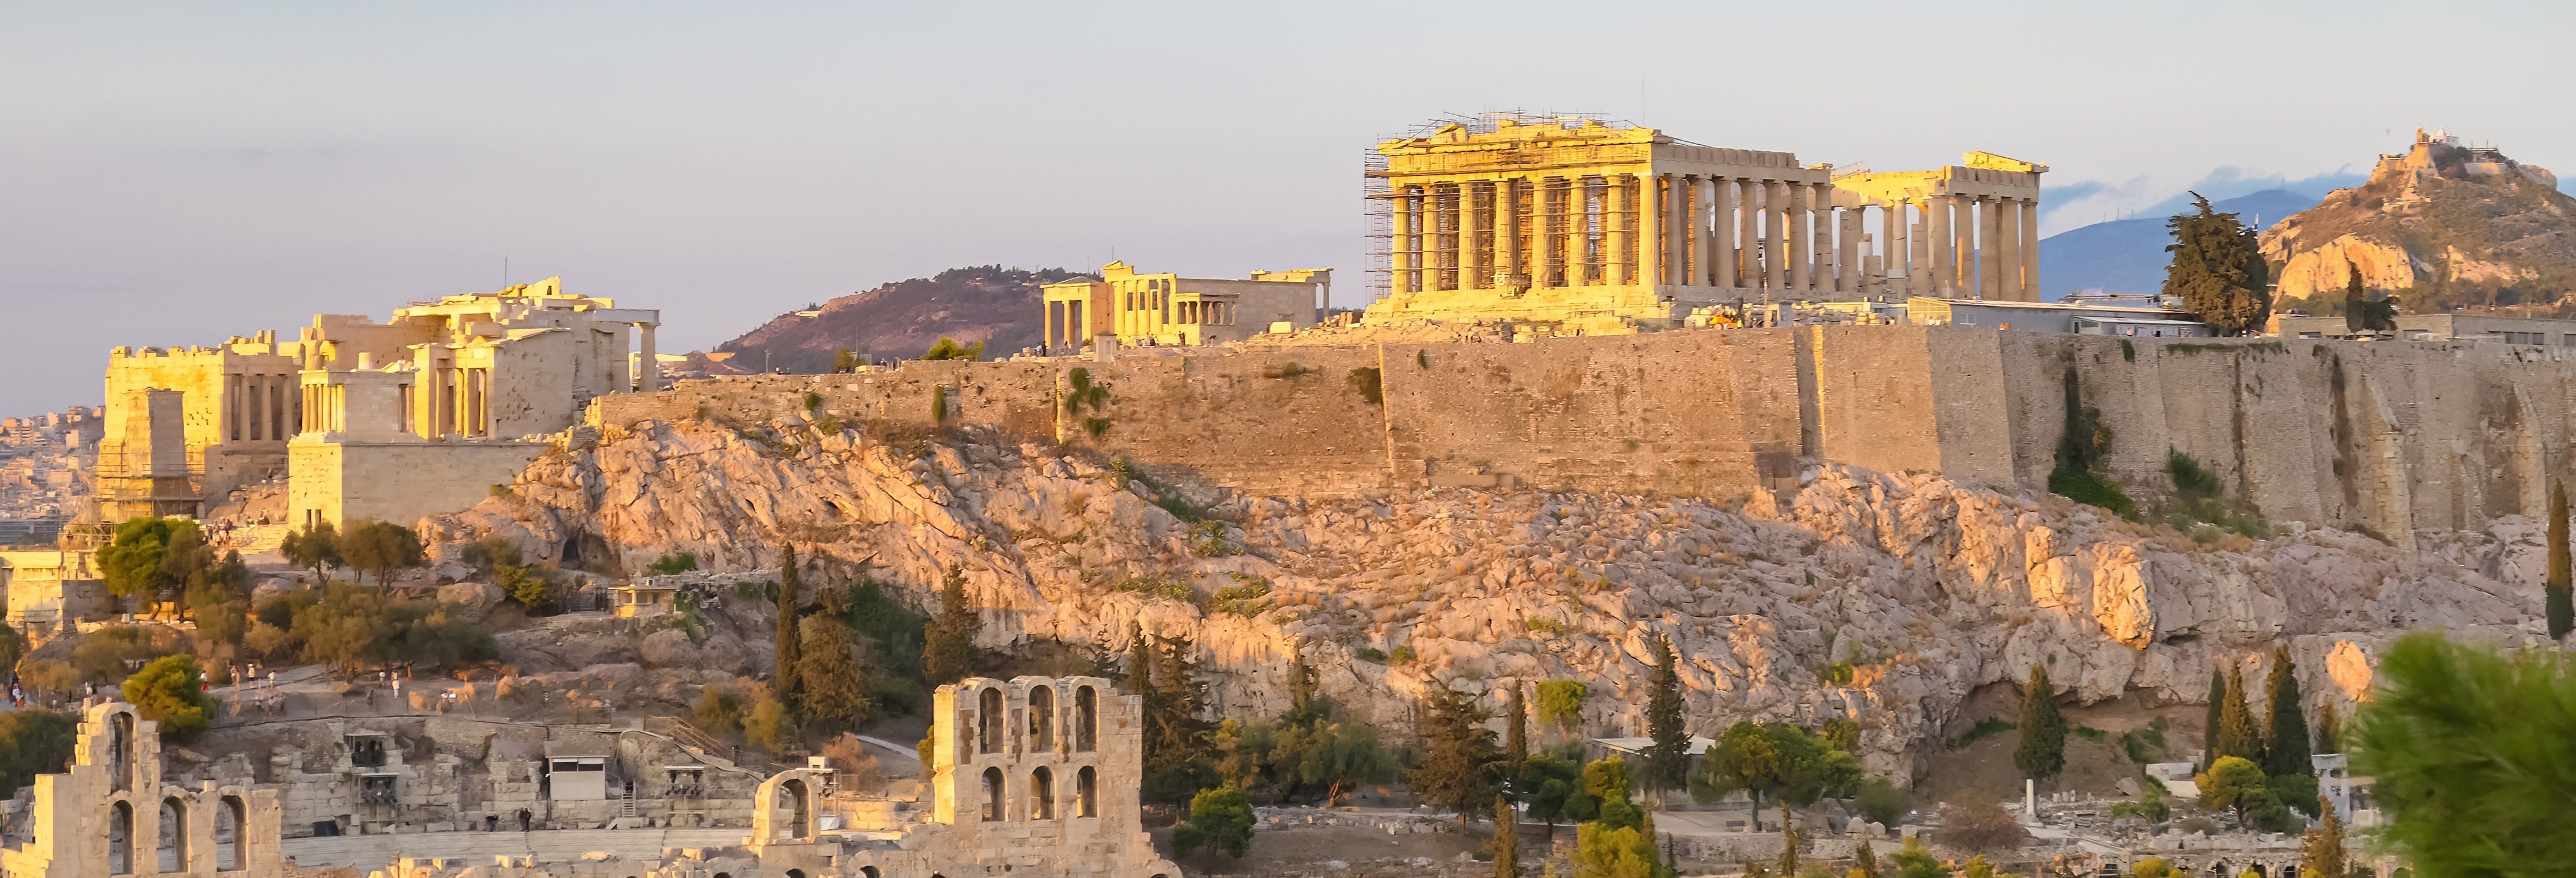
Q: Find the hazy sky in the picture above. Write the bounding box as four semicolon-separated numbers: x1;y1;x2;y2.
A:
5;1;2571;413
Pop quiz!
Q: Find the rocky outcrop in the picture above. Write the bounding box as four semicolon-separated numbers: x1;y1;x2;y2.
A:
2262;130;2576;307
423;418;2554;777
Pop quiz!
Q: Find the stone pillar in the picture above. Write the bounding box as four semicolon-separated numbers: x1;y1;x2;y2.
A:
2020;198;2042;302
1838;208;1862;295
1879;202;1904;297
1813;183;1835;293
637;323;659;392
1667;175;1690;288
1996;198;2023;301
1739;180;1760;291
1392;187;1415;294
1952;194;1977;297
1496;178;1522;288
1543;179;1567;287
1462;181;1487;290
1787;183;1811;294
1766;182;1790;294
1711;178;1736;289
1604;177;1629;287
1929;196;1955;296
1980;197;2005;300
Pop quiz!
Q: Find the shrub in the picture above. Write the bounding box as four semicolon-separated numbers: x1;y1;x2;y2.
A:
1854;776;1907;826
1535;680;1588;729
338;520;425;587
1524;617;1566;634
1209;576;1270;617
1936;790;2030;850
1347;367;1384;404
500;565;561;615
1111;578;1196;604
1354;647;1388;663
122;655;217;740
930;385;949;424
461;537;523;574
803;391;823;411
693;685;745;733
1171;782;1255;858
2049;467;2137;519
1188;520;1234;557
69;625;180;686
919;337;985;361
0;709;76;793
1263;362;1310;379
646;553;700;576
1388;644;1415;664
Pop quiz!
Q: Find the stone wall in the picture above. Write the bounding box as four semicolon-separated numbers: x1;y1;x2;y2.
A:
290;440;548;530
588;328;2576;544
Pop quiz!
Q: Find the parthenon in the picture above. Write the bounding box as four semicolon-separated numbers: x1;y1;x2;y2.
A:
1362;114;2045;327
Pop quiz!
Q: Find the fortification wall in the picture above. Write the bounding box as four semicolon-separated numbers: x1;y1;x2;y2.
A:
584;328;2576;545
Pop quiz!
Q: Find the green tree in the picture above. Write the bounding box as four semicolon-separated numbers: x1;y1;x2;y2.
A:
919;337;986;361
1171;781;1254;859
2352;631;2576;878
99;517;197;608
1962;856;1996;878
1520;754;1582;836
1642;634;1690;793
1493;793;1520;878
2132;857;2178;878
1572;822;1657;878
2300;797;2346;878
2312;701;2340;754
337;520;424;587
2013;664;2067;781
1133;633;1217;804
796;614;874;733
1850;840;1882;878
1409;684;1504;824
2161;192;2272;334
2202;664;2228;770
2263;646;2313;780
2195;756;2269;825
2551;481;2573;640
1536;679;1587;740
1284;719;1392;806
1506;681;1530;768
281;520;343;583
122;654;217;740
1699;722;1859;830
1583;756;1642;831
1887;836;1949;878
743;690;792;754
923;564;979;686
0;709;77;793
773;544;803;706
830;348;860;374
2212;664;2264;766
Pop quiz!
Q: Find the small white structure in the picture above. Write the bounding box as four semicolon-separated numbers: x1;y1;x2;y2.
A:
542;744;610;801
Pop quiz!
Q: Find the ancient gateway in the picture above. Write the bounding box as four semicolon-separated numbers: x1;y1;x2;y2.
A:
0;701;287;877
1364;114;2045;328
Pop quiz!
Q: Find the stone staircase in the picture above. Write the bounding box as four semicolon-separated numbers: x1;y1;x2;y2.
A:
278;827;749;869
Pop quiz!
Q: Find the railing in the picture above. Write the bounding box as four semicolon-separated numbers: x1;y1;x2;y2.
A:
643;716;782;776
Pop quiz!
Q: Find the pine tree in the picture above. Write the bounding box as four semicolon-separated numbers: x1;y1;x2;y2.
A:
1643;634;1690;793
2202;665;2229;770
1850;839;1882;878
2550;481;2572;640
773;543;803;706
2263;646;2312;780
2014;664;2068;781
2299;796;2346;878
2312;702;2340;755
923;564;979;686
2213;665;2265;766
1493;793;1519;878
2161;193;2272;335
1408;684;1503;825
1507;682;1530;767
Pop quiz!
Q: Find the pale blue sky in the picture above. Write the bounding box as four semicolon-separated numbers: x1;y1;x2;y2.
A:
5;1;2571;412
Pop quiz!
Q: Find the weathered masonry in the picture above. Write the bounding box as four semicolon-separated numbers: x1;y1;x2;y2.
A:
0;701;287;877
1363;114;2045;328
1041;261;1331;350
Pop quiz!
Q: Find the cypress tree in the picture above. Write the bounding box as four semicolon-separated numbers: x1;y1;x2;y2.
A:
1643;634;1690;793
1407;684;1503;825
2299;796;2346;878
2213;665;2265;766
2312;702;2340;755
773;543;802;706
1507;682;1530;767
2550;481;2572;640
2161;193;2272;335
923;564;979;686
1851;839;1881;878
1492;793;1518;878
2202;664;2228;770
2014;664;2068;781
2263;646;2312;780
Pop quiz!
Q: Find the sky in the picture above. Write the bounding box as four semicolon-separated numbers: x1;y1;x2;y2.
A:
5;1;2572;413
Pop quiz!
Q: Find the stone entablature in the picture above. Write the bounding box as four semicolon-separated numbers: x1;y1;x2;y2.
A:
0;701;286;877
1364;114;2045;328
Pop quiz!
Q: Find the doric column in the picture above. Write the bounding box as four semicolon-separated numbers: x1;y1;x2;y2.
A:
1603;177;1628;287
1838;208;1862;295
1739;180;1760;291
1543;178;1567;287
1929;196;1955;297
1710;178;1736;289
1980;197;2005;300
1996;198;2023;301
1879;202;1904;298
1951;194;1976;297
1495;178;1521;288
1667;175;1690;288
637;324;659;392
1391;187;1415;294
2020;198;2042;302
1462;181;1488;290
1813;183;1834;293
1766;182;1790;294
1787;182;1811;294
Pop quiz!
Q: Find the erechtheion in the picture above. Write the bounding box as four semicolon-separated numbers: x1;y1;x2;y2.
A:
0;701;287;877
1041;261;1331;349
1361;113;2045;330
93;278;659;529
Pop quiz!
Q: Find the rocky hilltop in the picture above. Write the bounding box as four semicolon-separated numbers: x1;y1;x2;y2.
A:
2262;129;2576;311
714;266;1084;373
423;416;2553;776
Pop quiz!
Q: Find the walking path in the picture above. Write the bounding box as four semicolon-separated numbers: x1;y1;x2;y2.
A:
280;827;752;869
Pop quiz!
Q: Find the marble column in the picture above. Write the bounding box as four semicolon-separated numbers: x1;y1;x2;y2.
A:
2020;199;2042;302
1463;181;1488;290
1980;197;2005;300
1391;187;1415;294
1996;198;2023;301
638;323;659;392
1929;196;1956;297
1711;178;1736;289
1787;183;1811;294
1813;183;1834;293
1838;208;1862;295
1667;175;1690;288
1951;194;1976;297
1602;177;1627;287
1879;202;1905;298
1494;178;1520;288
1766;182;1790;294
1739;181;1761;291
1544;179;1567;287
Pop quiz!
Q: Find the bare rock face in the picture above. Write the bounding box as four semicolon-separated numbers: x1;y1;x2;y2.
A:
2261;131;2576;307
426;420;2551;777
437;581;504;612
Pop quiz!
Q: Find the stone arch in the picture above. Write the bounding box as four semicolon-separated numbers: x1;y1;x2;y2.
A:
979;686;1005;754
980;767;1005;822
1029;684;1056;751
1074;685;1098;752
158;796;188;872
860;867;880;878
786;871;807;878
778;777;813;840
1076;766;1098;817
109;799;134;874
1029;766;1055;819
217;794;245;872
111;711;136;792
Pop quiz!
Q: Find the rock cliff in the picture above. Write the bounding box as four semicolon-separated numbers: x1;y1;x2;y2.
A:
2262;130;2576;310
422;417;2554;776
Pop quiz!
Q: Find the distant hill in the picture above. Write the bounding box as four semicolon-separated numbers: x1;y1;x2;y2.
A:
2261;132;2576;314
714;266;1085;373
2038;189;2322;295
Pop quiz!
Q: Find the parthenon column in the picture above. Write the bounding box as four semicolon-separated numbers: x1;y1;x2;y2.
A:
1543;179;1567;287
1980;197;2005;300
1667;175;1689;288
1627;176;1651;288
1951;194;1977;297
1693;179;1716;287
1711;178;1736;289
1837;208;1862;295
1813;183;1834;293
2020;199;2041;301
1391;187;1415;294
1787;184;1811;293
1880;202;1906;297
1494;178;1520;288
1465;181;1490;290
637;323;659;392
1765;182;1789;294
1996;198;2023;301
1929;197;1955;296
1739;181;1761;291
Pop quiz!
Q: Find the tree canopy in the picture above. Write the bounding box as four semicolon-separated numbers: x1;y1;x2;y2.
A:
337;520;424;587
2013;664;2066;781
123;654;217;740
1697;721;1860;830
1171;782;1255;859
2352;631;2576;877
1408;684;1504;823
2162;193;2273;334
1641;634;1690;792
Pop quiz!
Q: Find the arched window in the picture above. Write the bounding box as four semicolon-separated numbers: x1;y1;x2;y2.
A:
1029;767;1055;820
1076;766;1098;818
779;779;812;840
978;687;1005;755
217;795;245;872
158;797;188;872
1074;686;1098;752
111;713;135;792
109;800;133;874
1028;685;1056;751
980;767;1005;822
